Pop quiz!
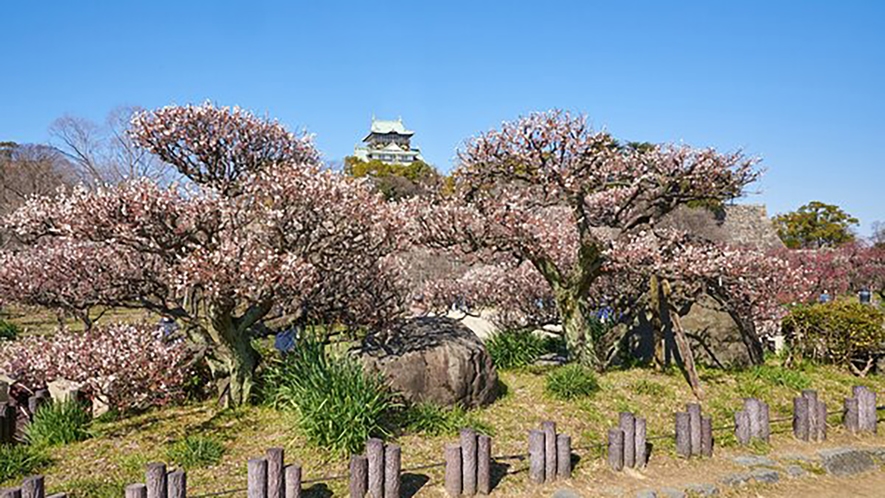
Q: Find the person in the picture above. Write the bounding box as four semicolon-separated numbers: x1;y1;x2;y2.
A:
859;287;872;304
274;327;298;355
819;290;831;304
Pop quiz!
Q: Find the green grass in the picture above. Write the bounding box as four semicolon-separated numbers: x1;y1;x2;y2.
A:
166;435;225;469
0;444;50;483
486;329;564;370
545;364;599;400
402;403;494;437
0;319;19;341
25;400;92;447
262;336;398;454
60;478;127;498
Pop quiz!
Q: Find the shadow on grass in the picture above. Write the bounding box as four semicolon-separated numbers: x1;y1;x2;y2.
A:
302;483;332;498
401;473;430;498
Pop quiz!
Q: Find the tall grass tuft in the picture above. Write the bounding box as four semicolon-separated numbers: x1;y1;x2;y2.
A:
0;319;19;341
402;403;493;437
486;330;564;370
0;444;50;483
262;336;397;454
545;364;599;400
166;435;225;469
25;399;91;447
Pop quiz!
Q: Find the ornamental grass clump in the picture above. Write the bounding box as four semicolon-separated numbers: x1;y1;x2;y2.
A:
486;329;550;370
24;399;92;447
166;435;225;469
0;444;50;483
263;337;397;454
545;364;599;400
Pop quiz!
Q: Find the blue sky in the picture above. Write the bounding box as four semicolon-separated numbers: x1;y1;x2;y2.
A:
1;1;883;234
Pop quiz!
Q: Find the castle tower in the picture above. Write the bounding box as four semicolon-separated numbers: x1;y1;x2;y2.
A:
354;117;424;165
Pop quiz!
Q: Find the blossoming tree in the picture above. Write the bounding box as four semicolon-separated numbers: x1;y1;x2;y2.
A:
412;110;759;367
0;103;406;406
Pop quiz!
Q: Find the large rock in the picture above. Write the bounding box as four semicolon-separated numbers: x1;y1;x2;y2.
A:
818;448;876;476
358;317;498;408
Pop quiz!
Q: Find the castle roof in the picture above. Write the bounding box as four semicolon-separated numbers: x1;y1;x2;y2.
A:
364;118;414;141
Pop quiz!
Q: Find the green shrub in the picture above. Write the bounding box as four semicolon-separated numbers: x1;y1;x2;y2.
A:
0;319;19;341
744;364;812;391
166;435;225;469
545;364;599;400
25;399;91;447
0;444;50;483
262;337;397;454
402;403;493;437
486;330;564;370
783;301;885;372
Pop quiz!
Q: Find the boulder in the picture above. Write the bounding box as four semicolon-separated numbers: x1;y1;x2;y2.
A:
818;448;876;476
358;317;498;408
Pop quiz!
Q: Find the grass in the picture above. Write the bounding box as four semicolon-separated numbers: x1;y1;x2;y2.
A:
485;329;564;370
0;319;20;341
401;403;494;437
545;364;600;400
166;435;225;469
25;400;92;448
0;445;50;483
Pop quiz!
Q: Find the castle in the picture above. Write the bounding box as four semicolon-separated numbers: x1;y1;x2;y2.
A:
353;117;424;165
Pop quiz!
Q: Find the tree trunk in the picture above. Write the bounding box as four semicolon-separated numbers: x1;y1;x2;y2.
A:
648;276;666;369
207;312;260;408
558;291;599;368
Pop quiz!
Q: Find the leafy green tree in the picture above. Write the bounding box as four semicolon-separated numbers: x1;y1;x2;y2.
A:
344;156;443;200
774;201;859;249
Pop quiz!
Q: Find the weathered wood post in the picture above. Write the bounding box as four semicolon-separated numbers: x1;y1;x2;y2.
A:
528;429;545;484
460;429;477;495
125;484;147;498
284;464;302;498
686;404;701;457
735;409;751;445
248;458;268;498
366;438;384;498
803;390;819;441
266;448;284;498
845;397;860;433
634;417;647;468
743;398;761;440
854;386;878;433
760;402;771;443
384;444;401;498
444;443;462;497
166;471;186;498
793;395;810;441
349;455;368;498
21;476;44;498
701;416;713;458
816;399;827;441
619;413;635;468
0;402;11;444
556;434;571;479
145;463;168;498
675;412;691;458
541;421;557;483
1;489;22;498
607;428;624;471
477;435;491;494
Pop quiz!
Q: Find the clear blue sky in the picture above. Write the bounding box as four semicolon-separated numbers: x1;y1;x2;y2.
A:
2;1;883;234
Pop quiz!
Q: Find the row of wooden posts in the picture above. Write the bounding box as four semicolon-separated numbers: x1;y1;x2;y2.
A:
1;389;56;444
1;386;879;497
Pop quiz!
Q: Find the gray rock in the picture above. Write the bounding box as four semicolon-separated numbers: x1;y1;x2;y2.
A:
552;490;583;498
658;488;686;498
864;447;885;462
818;448;877;476
683;483;719;496
635;490;657;498
600;487;625;497
358;317;498;408
535;352;568;367
785;465;807;478
749;468;780;484
779;453;818;464
732;455;777;468
720;473;752;487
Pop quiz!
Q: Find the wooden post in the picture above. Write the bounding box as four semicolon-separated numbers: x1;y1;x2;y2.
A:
266;448;284;498
0;402;9;444
477;435;491;495
817;399;827;441
760;401;770;443
460;429;477;495
793;396;809;441
125;484;147;498
284;465;302;498
248;458;268;498
619;413;635;468
366;439;384;498
701;416;713;457
349;455;368;498
854;386;878;433
803;390;819;441
166;471;185;498
528;430;545;484
675;412;691;458
444;443;462;497
734;410;750;445
541;421;556;484
145;463;167;498
845;397;860;433
21;476;44;498
607;428;625;471
1;489;21;498
384;444;401;498
634;417;647;468
556;434;571;479
687;404;701;457
743;398;761;439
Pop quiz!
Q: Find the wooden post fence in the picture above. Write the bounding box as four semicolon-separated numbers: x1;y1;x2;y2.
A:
608;412;647;470
527;421;572;483
846;385;877;434
351;439;401;498
734;398;769;445
794;390;826;442
446;430;492;496
676;405;713;457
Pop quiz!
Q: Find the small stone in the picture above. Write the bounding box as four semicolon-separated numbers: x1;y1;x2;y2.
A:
683;483;719;496
750;468;780;484
864;447;885;462
552;489;582;498
785;465;807;478
818;448;876;476
658;487;686;498
720;472;752;487
635;490;657;498
732;455;776;468
535;352;568;366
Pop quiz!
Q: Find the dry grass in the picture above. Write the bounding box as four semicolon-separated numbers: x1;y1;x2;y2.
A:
7;359;885;497
0;305;156;336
